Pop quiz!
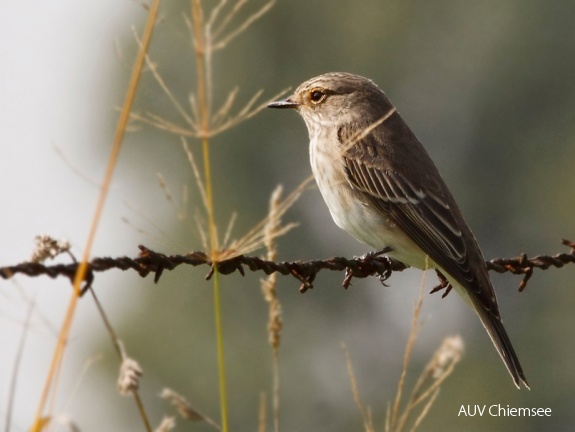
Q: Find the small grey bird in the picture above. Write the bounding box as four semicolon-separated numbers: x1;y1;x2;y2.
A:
268;72;528;389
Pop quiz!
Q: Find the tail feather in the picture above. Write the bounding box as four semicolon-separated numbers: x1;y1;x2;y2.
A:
446;270;529;389
474;301;529;389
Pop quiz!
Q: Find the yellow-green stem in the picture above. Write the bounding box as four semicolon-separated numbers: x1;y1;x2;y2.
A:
202;136;229;432
192;0;228;429
212;268;228;431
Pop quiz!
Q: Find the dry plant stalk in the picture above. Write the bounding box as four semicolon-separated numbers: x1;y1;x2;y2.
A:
342;342;375;432
136;0;294;261
388;287;425;431
261;186;284;350
385;266;464;432
387;335;464;432
160;388;221;430
343;276;463;432
166;139;311;261
339;108;397;156
134;2;283;430
258;392;267;432
154;416;176;432
29;2;161;431
259;185;290;432
129;0;286;142
342;271;463;432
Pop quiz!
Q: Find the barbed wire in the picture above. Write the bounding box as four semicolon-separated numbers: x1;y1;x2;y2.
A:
1;239;574;295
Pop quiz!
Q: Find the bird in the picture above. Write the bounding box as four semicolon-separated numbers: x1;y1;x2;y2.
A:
267;72;528;389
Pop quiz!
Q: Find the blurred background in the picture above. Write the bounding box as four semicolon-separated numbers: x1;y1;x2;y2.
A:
1;0;574;430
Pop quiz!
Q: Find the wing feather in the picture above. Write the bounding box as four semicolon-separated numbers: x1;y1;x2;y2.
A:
338;118;488;298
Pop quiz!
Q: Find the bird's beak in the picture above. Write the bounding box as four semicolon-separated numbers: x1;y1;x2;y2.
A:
267;97;299;109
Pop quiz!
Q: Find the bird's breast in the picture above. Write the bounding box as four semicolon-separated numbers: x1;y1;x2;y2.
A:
308;132;429;268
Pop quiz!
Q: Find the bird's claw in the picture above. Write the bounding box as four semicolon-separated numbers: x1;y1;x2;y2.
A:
430;269;452;298
343;247;393;289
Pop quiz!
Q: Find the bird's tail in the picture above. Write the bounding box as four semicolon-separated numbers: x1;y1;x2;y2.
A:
473;301;530;389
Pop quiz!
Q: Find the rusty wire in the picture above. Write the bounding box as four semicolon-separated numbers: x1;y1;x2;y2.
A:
1;239;574;295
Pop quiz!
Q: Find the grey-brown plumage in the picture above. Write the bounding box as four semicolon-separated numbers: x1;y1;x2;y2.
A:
268;72;528;389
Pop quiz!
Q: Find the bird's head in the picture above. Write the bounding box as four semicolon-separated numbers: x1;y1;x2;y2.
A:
268;72;394;131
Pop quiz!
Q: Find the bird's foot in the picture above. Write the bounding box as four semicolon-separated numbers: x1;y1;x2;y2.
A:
362;247;392;260
343;247;394;288
430;269;452;298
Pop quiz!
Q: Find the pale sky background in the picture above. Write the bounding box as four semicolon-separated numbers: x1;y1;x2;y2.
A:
0;1;145;429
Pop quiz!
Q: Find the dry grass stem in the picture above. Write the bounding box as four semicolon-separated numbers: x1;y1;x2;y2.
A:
132;88;288;138
157;173;187;220
384;259;464;432
182;138;209;211
62;355;102;414
121;206;175;243
193;210;210;252
342;343;375;432
190;1;228;424
394;336;464;432
222;212;238;248
264;186;282;260
188;92;200;123
154;416;176;432
340;108;397;157
211;86;239;125
216;175;313;261
406;336;464;410
388;265;426;432
30;3;161;430
5;299;36;432
409;388;440;432
53;144;101;187
258;392;267;432
160;388;221;430
388;285;424;431
132;27;199;130
157;174;174;203
210;0;276;51
130;0;286;140
259;185;287;432
209;0;246;39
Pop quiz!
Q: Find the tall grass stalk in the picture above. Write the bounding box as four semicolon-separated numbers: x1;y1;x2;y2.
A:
191;0;229;429
29;1;161;430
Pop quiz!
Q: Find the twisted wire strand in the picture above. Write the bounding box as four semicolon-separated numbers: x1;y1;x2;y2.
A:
2;240;574;295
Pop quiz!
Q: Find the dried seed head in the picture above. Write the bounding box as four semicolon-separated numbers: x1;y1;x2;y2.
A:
117;357;143;395
154;416;176;432
30;235;71;263
431;335;464;378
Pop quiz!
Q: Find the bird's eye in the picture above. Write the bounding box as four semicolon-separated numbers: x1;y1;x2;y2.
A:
310;89;326;104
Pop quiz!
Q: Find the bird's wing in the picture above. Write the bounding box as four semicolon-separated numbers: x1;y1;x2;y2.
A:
338;118;496;313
